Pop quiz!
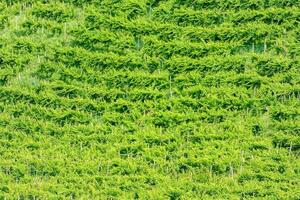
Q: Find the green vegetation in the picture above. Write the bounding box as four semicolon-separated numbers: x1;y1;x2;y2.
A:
0;0;299;199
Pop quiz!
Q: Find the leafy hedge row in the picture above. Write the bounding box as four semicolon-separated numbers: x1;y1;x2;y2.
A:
85;13;288;43
172;0;300;10
154;7;300;28
46;46;297;76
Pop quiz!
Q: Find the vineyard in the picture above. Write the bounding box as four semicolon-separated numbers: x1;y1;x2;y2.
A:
0;0;299;199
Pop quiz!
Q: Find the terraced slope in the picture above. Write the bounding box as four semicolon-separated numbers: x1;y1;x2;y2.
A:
0;1;299;199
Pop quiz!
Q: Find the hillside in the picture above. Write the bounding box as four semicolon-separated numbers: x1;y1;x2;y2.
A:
0;0;299;199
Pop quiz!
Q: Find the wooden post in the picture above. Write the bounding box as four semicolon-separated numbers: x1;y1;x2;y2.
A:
289;141;293;155
264;39;267;52
230;165;234;178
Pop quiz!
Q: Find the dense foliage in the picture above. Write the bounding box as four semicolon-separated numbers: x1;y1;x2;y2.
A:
0;0;299;199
